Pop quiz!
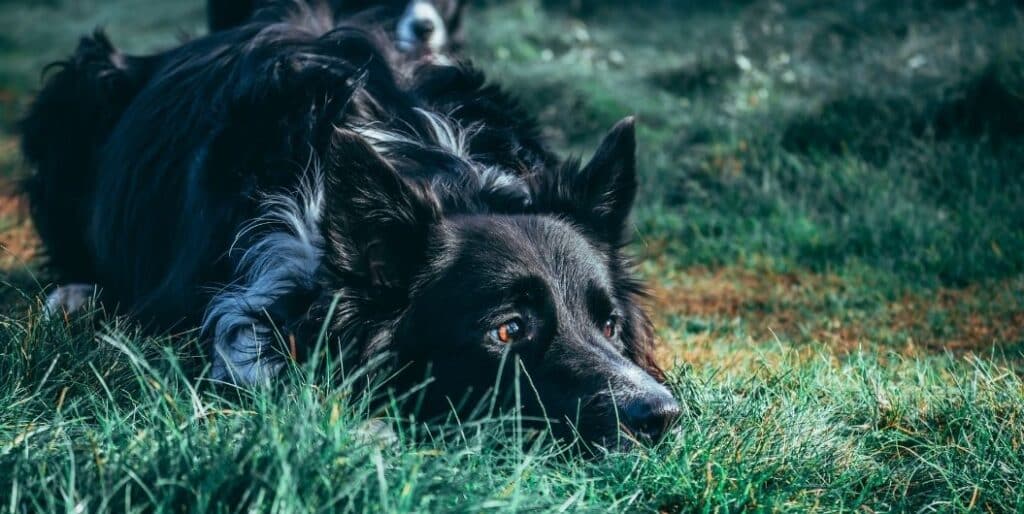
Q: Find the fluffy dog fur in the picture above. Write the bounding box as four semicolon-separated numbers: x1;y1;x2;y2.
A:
21;3;677;447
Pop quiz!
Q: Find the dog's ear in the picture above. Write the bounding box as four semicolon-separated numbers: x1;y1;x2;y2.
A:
542;116;638;244
323;130;440;302
447;0;470;31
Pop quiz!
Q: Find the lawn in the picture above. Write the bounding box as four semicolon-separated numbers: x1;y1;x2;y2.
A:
1;0;1023;512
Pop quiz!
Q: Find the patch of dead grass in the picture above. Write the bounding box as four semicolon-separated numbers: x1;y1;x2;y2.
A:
648;264;1024;366
0;190;36;269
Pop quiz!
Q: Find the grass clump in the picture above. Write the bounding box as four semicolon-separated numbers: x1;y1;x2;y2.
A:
2;310;1023;512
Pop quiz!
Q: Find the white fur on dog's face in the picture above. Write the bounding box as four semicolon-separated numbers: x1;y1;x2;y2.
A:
396;1;448;53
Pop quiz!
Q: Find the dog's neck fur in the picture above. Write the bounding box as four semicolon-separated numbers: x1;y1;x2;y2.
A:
190;26;557;383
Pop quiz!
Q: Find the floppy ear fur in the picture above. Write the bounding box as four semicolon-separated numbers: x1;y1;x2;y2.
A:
322;130;440;307
536;116;638;245
446;0;470;35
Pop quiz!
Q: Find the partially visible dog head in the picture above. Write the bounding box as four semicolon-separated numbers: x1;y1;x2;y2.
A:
393;0;465;55
209;0;467;58
321;117;679;449
339;0;466;56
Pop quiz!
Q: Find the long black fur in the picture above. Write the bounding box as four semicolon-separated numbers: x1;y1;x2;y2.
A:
21;11;676;447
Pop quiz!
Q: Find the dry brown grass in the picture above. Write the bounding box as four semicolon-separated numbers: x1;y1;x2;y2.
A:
648;264;1024;365
0;190;36;269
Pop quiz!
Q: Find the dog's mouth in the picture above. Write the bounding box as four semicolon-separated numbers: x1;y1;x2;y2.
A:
395;40;454;66
396;38;444;56
520;389;682;452
396;39;427;55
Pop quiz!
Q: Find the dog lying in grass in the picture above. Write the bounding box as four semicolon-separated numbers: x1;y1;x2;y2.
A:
20;0;678;449
208;0;466;62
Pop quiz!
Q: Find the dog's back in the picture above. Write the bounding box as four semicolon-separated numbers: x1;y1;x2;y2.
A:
22;21;485;327
20;32;156;285
208;0;258;31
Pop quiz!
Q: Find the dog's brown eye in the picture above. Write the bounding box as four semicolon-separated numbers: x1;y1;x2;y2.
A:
602;317;619;339
489;319;523;344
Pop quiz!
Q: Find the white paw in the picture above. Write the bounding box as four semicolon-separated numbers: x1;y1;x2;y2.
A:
44;284;99;319
353;419;399;448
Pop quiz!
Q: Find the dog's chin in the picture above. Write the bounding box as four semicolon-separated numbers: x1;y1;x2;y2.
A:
396;40;447;60
396;38;417;52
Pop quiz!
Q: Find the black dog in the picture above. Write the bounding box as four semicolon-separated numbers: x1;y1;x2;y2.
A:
208;0;467;61
21;5;678;448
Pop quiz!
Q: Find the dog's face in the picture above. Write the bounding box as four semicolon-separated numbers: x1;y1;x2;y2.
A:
340;0;465;54
398;216;678;447
392;0;465;54
323;118;678;449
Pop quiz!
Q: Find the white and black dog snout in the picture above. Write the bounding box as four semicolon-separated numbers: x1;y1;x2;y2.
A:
396;1;449;53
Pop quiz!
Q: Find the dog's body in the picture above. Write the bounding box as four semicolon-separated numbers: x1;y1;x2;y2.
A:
21;7;678;447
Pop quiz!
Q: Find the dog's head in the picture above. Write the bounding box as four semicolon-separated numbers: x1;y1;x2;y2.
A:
337;0;465;55
395;0;465;55
352;0;465;55
321;117;678;449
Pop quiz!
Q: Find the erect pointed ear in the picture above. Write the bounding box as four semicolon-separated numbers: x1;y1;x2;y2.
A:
323;130;439;301
448;0;469;28
546;116;638;244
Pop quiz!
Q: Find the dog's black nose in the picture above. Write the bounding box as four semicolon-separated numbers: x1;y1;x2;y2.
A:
411;18;436;40
622;393;680;443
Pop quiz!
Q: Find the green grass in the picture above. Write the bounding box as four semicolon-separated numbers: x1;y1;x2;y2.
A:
1;0;1023;512
2;312;1023;512
475;0;1024;285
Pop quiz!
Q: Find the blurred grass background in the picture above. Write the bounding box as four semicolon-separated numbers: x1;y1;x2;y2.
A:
0;0;1023;512
474;0;1024;286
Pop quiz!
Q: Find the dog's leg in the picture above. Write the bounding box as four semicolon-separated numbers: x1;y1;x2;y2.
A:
202;44;380;386
22;32;155;287
203;172;325;386
43;284;99;318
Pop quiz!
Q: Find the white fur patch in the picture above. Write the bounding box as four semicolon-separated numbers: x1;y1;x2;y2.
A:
353;109;476;159
352;110;527;205
43;283;98;319
204;169;325;385
414;108;477;158
353;419;399;447
479;165;521;190
396;1;448;53
352;123;421;154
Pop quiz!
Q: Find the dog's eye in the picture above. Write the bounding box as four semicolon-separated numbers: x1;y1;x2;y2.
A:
602;316;620;339
489;319;524;344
